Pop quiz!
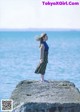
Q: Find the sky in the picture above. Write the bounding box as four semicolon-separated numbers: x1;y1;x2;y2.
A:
0;0;80;30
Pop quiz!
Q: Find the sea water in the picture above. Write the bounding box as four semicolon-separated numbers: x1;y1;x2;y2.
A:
0;31;80;100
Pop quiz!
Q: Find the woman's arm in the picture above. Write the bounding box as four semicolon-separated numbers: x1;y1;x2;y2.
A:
40;44;45;63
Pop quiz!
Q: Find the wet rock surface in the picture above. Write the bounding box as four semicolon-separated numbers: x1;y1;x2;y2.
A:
11;80;80;112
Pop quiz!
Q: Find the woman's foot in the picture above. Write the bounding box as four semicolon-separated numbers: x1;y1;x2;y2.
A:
40;79;44;82
44;80;49;82
40;80;49;83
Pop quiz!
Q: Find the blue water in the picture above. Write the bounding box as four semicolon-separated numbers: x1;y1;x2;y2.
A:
0;31;80;100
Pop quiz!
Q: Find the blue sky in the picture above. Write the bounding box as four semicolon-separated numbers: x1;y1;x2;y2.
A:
0;0;80;29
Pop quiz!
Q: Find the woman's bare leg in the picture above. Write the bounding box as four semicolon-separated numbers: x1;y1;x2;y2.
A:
41;74;49;82
41;74;44;82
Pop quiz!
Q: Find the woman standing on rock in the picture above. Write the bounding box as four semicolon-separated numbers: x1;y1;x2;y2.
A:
35;33;49;82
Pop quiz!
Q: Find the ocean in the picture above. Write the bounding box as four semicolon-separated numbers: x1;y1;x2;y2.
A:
0;31;80;100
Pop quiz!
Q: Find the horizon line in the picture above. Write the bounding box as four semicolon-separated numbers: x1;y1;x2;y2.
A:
0;28;80;31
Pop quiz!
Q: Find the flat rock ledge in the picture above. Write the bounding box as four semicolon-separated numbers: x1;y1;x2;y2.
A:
10;80;80;112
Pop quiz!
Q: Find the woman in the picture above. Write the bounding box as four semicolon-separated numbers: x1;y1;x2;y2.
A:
35;33;49;82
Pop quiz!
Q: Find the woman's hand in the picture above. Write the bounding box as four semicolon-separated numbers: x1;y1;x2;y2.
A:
40;59;43;64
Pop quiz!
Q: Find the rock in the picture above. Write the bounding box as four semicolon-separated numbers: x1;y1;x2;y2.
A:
10;80;80;112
